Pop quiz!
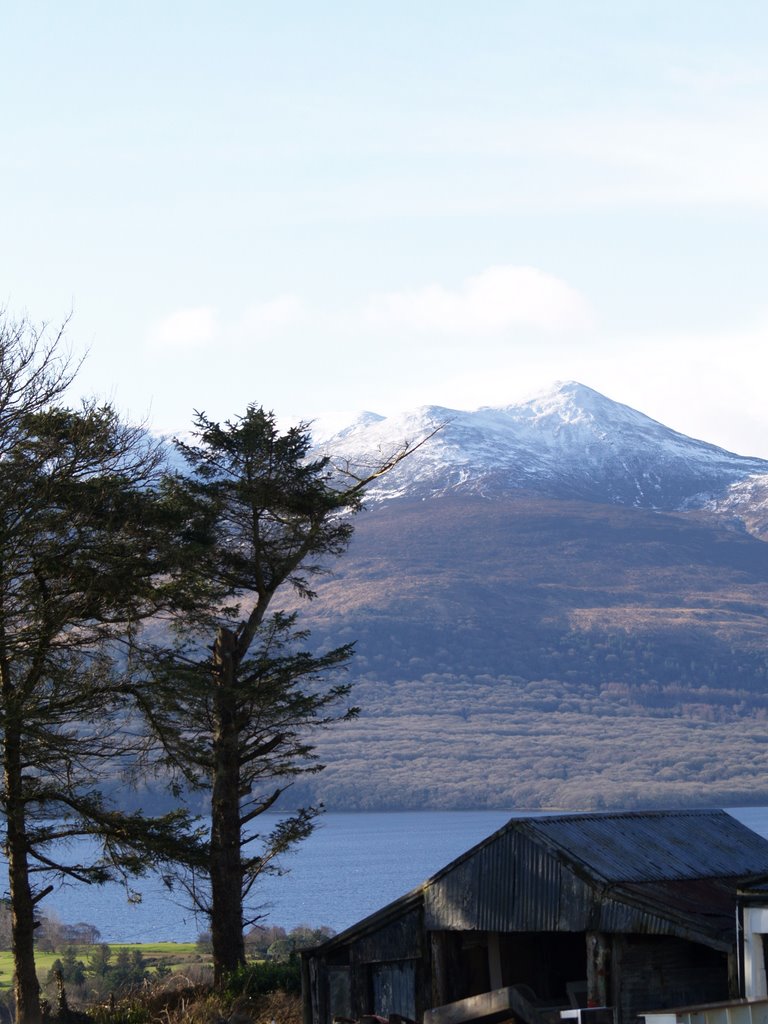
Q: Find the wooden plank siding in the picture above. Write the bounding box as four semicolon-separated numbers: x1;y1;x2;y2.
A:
613;935;732;1024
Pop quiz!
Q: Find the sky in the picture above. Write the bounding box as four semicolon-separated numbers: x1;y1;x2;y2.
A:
2;2;768;456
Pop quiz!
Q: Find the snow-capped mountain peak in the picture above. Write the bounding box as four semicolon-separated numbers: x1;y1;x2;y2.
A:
310;410;386;446
504;380;653;431
315;382;768;512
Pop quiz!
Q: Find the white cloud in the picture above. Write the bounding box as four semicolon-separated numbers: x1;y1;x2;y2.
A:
146;306;219;350
363;266;594;334
145;296;306;356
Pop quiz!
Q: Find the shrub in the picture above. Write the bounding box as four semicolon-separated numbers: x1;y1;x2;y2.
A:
224;958;302;998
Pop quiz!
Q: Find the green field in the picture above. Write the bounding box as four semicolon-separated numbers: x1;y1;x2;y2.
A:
0;943;207;991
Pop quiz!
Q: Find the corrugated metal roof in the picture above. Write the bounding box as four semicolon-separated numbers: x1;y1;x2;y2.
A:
519;810;768;883
306;810;768;958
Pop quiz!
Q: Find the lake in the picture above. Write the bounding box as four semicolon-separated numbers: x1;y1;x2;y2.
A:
15;807;768;943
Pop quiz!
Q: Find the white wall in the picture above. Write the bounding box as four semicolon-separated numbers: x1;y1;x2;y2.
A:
743;907;768;998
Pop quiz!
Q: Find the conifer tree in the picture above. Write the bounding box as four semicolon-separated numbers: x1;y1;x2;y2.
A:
138;405;433;984
0;315;202;1024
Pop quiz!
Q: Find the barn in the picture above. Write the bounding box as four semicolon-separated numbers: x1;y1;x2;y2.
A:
302;810;768;1024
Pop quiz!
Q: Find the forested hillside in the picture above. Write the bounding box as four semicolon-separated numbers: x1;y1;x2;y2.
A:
278;494;768;811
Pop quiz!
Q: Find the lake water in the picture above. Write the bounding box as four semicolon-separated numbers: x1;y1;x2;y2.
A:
13;807;768;943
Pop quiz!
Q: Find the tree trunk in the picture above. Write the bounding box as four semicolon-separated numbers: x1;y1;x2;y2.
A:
210;626;245;986
4;718;41;1024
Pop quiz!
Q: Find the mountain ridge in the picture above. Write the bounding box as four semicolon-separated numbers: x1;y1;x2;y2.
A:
316;381;768;524
277;385;768;811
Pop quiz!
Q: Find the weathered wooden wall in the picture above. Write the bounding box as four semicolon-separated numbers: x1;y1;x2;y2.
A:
612;935;730;1024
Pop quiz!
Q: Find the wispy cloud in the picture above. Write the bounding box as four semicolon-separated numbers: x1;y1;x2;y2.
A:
146;295;307;354
146;267;592;355
362;266;594;334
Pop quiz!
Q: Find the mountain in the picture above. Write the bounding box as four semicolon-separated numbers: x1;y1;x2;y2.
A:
316;381;768;521
271;383;768;814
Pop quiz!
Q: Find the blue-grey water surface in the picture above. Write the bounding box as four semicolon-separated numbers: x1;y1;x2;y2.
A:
9;807;768;943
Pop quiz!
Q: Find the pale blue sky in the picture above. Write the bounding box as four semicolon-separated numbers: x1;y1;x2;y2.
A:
2;2;768;454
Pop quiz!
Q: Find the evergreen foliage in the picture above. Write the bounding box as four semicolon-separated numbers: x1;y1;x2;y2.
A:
0;315;204;1024
47;948;87;988
0;315;434;1011
135;405;432;984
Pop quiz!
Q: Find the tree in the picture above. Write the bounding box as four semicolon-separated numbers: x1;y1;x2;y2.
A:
0;315;202;1024
87;944;112;979
107;947;147;992
46;947;86;987
138;405;434;985
267;925;335;962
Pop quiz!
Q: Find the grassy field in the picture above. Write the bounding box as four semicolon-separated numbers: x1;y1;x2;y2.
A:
0;943;208;991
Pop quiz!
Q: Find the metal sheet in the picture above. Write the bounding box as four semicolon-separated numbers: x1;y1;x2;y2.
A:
310;811;768;953
522;811;768;883
423;811;768;941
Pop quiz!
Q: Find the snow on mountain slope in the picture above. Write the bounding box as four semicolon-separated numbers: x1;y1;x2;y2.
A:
315;381;768;511
706;475;768;539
